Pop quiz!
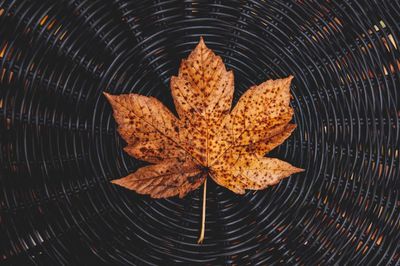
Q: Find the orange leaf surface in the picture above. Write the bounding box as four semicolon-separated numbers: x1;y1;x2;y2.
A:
105;38;303;198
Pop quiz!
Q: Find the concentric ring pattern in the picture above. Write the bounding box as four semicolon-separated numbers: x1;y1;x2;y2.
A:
0;0;399;265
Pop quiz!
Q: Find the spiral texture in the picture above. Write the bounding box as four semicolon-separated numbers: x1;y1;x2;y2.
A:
0;0;399;265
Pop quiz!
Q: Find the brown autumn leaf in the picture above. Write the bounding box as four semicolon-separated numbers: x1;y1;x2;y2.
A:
104;38;303;242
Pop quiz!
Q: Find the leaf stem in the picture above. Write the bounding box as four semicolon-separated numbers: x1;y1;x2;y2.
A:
197;178;207;244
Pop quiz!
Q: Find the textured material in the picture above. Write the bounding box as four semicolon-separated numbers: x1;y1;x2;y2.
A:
0;0;399;265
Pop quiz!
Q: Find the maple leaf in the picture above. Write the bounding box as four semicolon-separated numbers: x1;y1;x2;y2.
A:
104;38;303;243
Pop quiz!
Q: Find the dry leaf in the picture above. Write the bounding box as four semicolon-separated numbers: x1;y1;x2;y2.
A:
104;38;303;242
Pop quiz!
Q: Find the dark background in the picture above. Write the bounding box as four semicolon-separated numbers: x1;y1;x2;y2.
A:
0;0;399;265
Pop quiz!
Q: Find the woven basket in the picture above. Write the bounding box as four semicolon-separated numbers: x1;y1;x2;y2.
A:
1;0;399;265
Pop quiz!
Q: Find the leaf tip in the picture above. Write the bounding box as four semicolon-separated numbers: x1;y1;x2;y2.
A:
103;92;114;102
284;75;294;88
197;36;206;49
110;179;119;185
110;178;125;187
292;166;305;174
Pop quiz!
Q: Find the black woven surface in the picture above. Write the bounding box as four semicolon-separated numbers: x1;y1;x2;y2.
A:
0;0;399;265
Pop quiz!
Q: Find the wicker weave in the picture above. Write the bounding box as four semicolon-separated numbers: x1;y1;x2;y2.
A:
0;0;399;265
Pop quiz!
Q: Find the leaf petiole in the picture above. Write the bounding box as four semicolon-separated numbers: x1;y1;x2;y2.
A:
197;178;207;244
